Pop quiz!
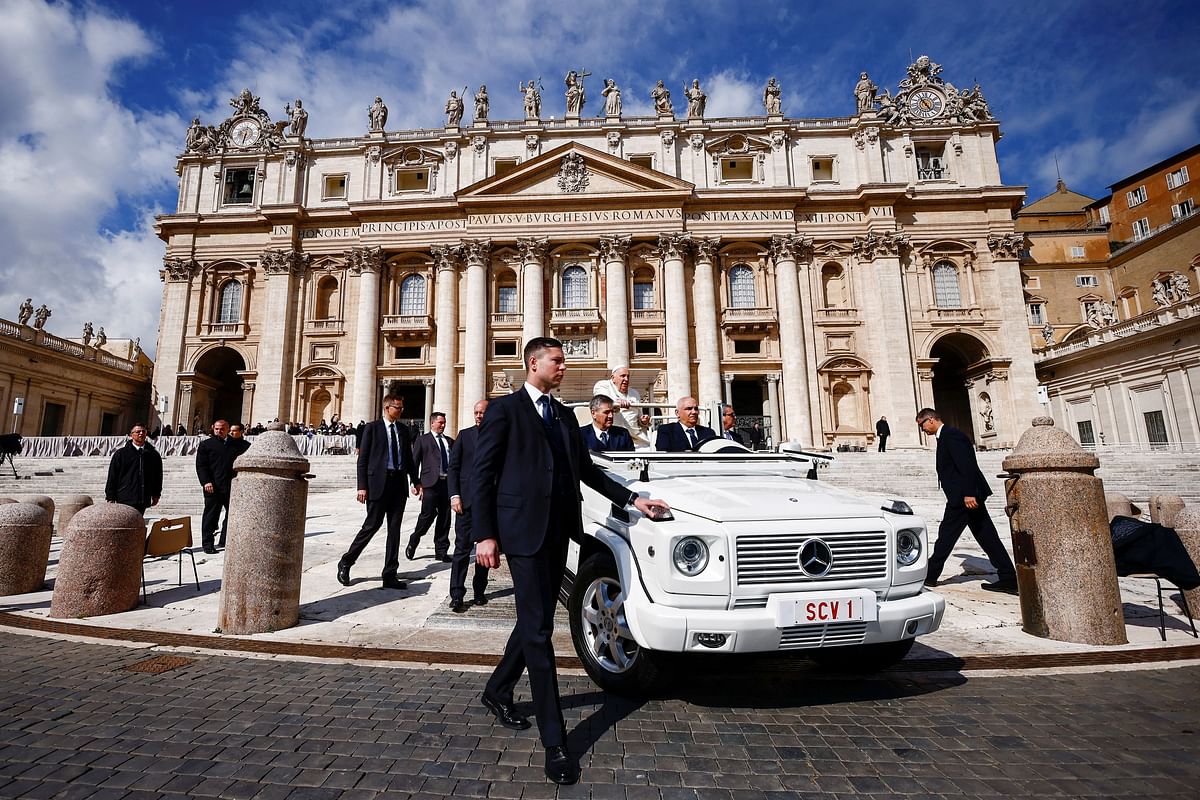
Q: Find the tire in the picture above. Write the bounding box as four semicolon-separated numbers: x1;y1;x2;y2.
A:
568;551;661;696
808;638;915;672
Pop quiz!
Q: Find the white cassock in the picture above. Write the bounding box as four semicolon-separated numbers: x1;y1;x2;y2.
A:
592;378;643;431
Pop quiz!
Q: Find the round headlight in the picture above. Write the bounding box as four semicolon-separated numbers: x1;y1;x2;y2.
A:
896;529;922;566
672;536;709;576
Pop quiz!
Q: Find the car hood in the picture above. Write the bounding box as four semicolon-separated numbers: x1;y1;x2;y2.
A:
627;473;889;523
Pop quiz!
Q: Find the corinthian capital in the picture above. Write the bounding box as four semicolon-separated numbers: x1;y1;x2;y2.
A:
460;238;492;265
987;232;1025;260
598;234;632;262
431;244;462;271
852;231;909;261
346;246;384;275
769;234;813;263
656;232;692;261
260;248;311;275
516;236;549;262
692;236;722;262
159;257;199;283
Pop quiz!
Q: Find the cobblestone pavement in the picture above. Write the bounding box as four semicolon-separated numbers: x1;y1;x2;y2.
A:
1;634;1197;800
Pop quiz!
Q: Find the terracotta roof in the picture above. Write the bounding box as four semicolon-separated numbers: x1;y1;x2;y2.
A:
1018;180;1096;216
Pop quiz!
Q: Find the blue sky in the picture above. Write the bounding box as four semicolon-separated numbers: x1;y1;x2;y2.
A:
1;0;1198;356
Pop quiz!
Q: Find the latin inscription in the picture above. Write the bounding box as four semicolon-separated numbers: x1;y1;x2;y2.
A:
798;207;894;224
468;208;683;226
685;210;794;223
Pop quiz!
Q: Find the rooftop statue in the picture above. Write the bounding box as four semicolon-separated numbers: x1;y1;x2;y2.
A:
96;326;107;347
33;304;50;330
684;79;706;119
565;69;589;116
650;80;673;115
368;96;388;132
286;99;308;137
82;322;93;346
519;79;542;119
762;77;782;115
17;298;33;326
854;72;877;113
602;79;621;117
474;85;489;121
445;88;465;127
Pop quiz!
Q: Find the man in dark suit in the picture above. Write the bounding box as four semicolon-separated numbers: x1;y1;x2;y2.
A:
876;416;891;452
105;423;163;515
578;395;635;452
655;396;717;451
447;399;490;613
916;408;1017;594
407;411;455;562
473;337;670;785
337;395;421;589
195;419;244;553
719;405;746;445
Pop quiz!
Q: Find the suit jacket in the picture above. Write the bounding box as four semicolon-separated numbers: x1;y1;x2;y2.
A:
471;389;634;556
195;435;241;492
719;428;746;446
412;431;455;488
447;425;480;507
876;419;892;437
357;418;420;501
579;424;635;453
106;441;164;506
935;425;992;508
655;422;717;452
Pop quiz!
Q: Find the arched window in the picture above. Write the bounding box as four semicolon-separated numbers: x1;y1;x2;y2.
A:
217;280;242;323
400;274;426;315
632;268;656;310
315;276;339;320
561;265;588;308
729;265;756;308
932;261;962;308
495;270;518;313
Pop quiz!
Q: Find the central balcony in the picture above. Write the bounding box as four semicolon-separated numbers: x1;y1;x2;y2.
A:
381;314;433;341
490;312;523;329
631;308;665;326
721;306;777;334
549;306;601;335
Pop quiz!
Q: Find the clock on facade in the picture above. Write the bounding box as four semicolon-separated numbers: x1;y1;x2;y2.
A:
907;89;944;120
229;119;261;148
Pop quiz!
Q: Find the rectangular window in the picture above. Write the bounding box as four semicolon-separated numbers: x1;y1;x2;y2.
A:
395;170;429;192
1098;205;1110;224
721;158;754;181
1025;276;1041;289
1070;246;1085;258
634;338;658;355
811;157;834;182
1075;275;1099;287
100;412;118;437
916;147;947;180
40;402;66;436
1172;198;1195;220
1144;410;1168;448
497;286;518;314
1028;303;1045;325
394;346;422;360
1076;420;1095;447
1131;218;1151;240
222;168;255;205
633;282;655;310
492;340;518;358
1126;185;1147;207
1166;166;1190;189
628;155;654;170
322;174;348;199
493;158;519;177
733;339;762;354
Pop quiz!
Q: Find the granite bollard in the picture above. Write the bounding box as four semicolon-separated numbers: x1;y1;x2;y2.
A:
1149;494;1186;528
1002;417;1126;645
57;495;93;533
49;503;145;618
0;503;53;595
1171;508;1200;615
217;429;311;635
14;495;55;525
1104;491;1136;521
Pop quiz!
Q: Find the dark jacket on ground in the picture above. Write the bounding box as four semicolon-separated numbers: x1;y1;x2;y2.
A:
1111;516;1200;589
105;440;164;507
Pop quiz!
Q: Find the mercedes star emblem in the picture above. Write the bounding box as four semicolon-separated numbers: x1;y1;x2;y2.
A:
797;538;833;578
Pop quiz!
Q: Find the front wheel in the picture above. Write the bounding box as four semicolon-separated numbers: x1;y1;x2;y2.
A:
569;552;660;696
808;638;915;672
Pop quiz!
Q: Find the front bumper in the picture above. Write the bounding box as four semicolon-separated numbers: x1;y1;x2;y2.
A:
626;589;945;654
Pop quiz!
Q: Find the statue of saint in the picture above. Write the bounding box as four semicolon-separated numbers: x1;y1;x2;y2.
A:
474;85;489;121
444;89;465;127
286;99;308;137
1171;271;1192;301
33;304;50;330
1153;280;1170;307
1041;322;1055;346
96;326;107;347
133;337;142;358
82;322;93;346
185;117;203;151
854;72;877;113
17;298;33;326
602;79;621;116
519;79;541;119
368;96;388;132
762;77;782;115
564;70;588;116
650;80;673;115
684;79;706;119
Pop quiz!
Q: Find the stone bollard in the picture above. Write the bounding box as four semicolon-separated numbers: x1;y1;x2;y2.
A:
49;504;145;618
57;495;93;533
0;503;53;595
0;498;16;505
1002;417;1127;645
1172;509;1200;616
15;495;55;525
217;429;311;634
1104;492;1134;521
1149;495;1186;528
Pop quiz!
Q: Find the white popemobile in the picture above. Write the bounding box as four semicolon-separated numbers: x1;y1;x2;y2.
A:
563;439;945;695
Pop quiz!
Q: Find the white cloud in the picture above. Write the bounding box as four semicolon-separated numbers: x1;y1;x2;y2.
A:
703;70;761;118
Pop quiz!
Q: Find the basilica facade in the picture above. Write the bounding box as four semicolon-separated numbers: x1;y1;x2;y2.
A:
154;57;1041;449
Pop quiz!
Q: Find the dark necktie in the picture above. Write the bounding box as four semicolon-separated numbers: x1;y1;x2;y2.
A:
389;422;400;470
599;431;609;449
538;396;553;428
437;435;449;473
687;427;698;449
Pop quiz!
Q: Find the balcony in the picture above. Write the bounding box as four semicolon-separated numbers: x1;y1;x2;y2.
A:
631;308;665;326
490;312;523;329
815;307;860;324
549;306;601;334
381;314;433;340
929;307;984;324
721;306;777;334
201;321;247;339
304;318;344;335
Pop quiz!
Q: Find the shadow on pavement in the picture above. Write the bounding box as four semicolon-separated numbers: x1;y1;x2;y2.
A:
564;689;644;757
141;578;221;606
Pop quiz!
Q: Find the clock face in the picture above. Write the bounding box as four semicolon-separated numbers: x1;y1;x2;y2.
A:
230;119;261;148
908;89;944;120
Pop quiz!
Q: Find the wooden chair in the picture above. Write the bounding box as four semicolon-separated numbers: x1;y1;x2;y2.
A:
142;517;200;605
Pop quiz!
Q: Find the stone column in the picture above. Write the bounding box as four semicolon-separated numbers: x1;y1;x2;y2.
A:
723;374;734;407
176;383;194;434
255;248;310;422
770;235;813;445
423;378;435;419
156;258;199;428
348;247;384;423
659;232;693;401
432;245;461;430
240;380;257;424
518;237;549;346
692;237;723;406
765;374;781;449
461;239;491;431
599;235;632;369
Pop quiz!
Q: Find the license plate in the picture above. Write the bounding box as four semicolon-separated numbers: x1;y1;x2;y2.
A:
768;589;877;627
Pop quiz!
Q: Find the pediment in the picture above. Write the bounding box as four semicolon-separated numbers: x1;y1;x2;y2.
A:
457;142;693;204
704;132;773;157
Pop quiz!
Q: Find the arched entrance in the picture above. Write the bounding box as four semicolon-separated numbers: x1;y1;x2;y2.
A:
929;333;988;441
194;347;246;426
308;388;331;427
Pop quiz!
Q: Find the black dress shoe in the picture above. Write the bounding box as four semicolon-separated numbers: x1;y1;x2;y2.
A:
981;579;1019;595
380;578;408;590
450;599;467;613
481;694;530;730
473;594;488;606
404;542;416;560
543;745;579;785
337;564;351;586
203;546;218;555
436;553;453;563
923;577;940;588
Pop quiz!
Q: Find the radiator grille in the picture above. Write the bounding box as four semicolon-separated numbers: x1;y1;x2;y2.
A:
736;530;888;585
778;621;868;650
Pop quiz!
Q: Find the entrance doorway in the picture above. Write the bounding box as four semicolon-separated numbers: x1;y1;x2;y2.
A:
929;333;988;442
194;347;246;426
730;378;769;446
